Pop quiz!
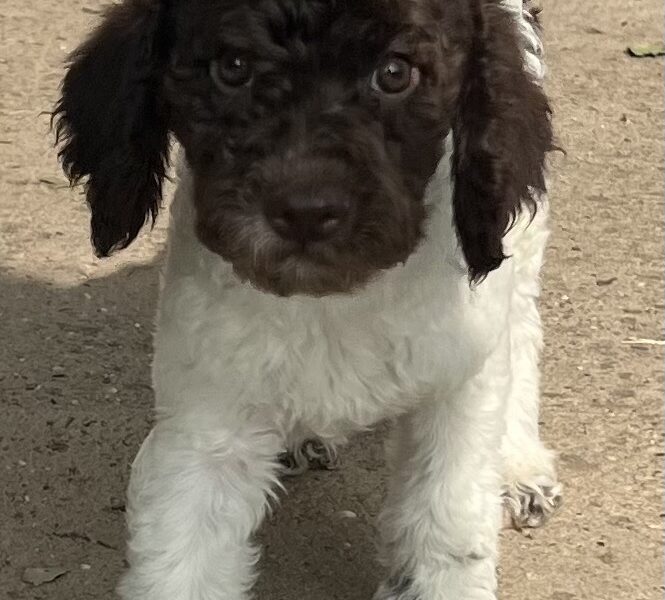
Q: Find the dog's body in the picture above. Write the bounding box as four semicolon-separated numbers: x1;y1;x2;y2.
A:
137;147;555;600
55;0;561;598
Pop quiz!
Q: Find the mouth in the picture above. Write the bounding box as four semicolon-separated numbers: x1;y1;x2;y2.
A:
196;212;376;297
235;249;371;297
197;212;424;297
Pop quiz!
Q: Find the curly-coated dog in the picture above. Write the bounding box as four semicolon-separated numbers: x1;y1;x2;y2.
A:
54;0;561;598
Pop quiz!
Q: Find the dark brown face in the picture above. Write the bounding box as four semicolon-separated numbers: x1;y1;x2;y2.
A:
165;0;462;296
54;0;553;294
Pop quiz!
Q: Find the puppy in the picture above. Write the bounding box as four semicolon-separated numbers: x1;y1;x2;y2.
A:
54;0;561;598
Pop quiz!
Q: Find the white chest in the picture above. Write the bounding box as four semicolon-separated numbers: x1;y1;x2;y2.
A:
151;155;514;439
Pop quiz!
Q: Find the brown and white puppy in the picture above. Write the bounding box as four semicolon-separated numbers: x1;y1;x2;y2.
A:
55;1;560;599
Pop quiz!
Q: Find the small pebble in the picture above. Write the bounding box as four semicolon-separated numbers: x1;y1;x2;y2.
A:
337;510;357;519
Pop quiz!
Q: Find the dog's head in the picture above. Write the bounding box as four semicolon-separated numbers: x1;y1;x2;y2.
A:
54;0;552;296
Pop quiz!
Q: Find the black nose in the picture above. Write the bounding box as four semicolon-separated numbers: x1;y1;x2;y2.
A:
266;193;350;243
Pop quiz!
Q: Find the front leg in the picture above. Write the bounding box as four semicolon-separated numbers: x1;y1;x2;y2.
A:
118;420;282;600
375;347;509;600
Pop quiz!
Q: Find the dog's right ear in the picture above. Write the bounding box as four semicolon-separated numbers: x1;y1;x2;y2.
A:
53;0;172;256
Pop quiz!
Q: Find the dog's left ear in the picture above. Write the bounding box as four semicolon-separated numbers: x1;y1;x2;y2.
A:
53;0;172;257
452;0;554;282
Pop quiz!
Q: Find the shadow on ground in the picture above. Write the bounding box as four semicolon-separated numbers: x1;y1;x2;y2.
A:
0;264;385;600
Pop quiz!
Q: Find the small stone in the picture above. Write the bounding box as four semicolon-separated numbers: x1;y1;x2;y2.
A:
337;510;357;519
596;276;617;286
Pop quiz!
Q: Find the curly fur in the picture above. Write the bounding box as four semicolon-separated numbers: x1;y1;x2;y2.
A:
54;0;560;598
52;0;172;256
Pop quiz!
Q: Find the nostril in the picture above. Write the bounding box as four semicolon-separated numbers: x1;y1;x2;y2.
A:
266;194;351;242
270;209;304;235
282;209;298;224
319;213;343;234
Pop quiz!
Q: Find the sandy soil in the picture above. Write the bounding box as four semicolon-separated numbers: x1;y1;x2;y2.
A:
0;1;663;599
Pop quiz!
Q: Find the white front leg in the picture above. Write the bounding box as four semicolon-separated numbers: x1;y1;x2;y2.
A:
118;420;282;600
501;206;561;529
375;340;509;600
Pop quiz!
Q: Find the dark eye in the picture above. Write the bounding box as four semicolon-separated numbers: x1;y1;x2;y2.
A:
371;56;419;96
211;53;253;89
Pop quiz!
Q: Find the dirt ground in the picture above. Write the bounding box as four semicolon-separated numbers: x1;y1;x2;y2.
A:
0;0;663;599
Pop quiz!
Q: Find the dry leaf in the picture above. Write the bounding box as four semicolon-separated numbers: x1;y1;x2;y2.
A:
337;510;358;519
22;567;69;586
626;44;665;58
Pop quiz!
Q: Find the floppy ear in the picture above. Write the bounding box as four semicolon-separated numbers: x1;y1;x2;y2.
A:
452;0;554;282
53;0;172;256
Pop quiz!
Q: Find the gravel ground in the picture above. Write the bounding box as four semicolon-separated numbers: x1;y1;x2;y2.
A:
0;1;663;599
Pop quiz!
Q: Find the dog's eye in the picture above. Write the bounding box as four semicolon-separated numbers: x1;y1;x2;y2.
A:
371;56;419;96
210;53;253;89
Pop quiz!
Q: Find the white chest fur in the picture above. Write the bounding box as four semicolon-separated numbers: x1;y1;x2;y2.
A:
151;149;515;441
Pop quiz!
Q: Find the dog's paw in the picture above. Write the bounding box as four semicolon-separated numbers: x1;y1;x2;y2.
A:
502;479;562;530
278;438;339;477
373;575;418;600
